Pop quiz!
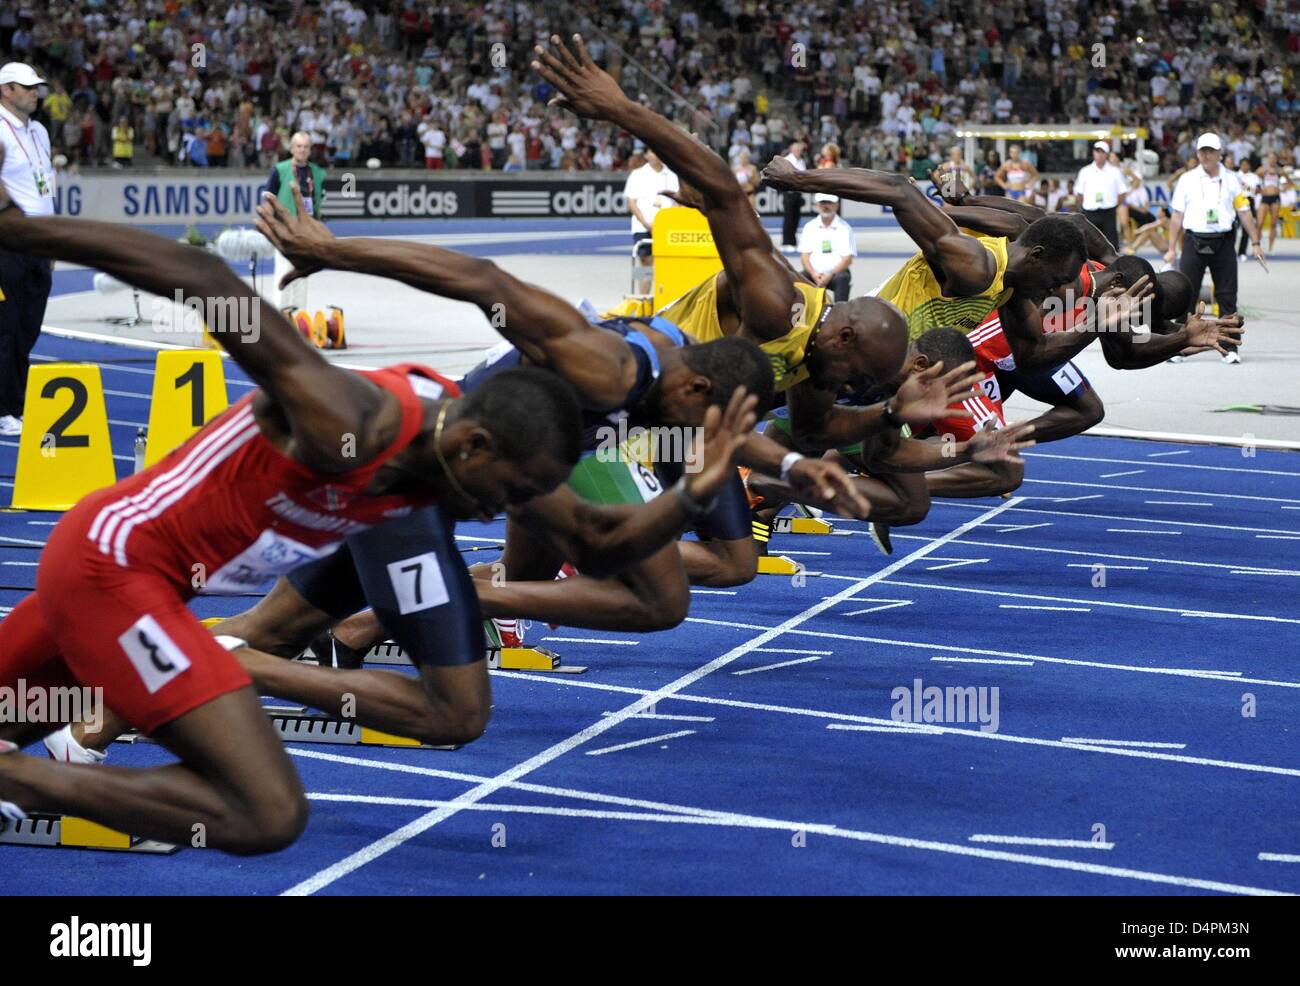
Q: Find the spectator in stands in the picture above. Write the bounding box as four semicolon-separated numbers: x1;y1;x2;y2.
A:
111;116;133;168
798;193;856;302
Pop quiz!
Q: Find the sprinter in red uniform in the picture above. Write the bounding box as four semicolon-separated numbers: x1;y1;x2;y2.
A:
0;161;760;854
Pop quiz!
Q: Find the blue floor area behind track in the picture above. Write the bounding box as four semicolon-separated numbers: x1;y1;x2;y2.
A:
2;334;1298;895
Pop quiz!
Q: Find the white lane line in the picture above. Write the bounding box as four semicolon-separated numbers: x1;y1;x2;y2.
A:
1257;535;1300;540
25;520;55;526
1066;563;1148;570
1258;853;1300;863
923;557;988;571
685;615;1299;688
1061;738;1187;750
289;764;1288;894
937;500;1300;536
454;534;502;543
893;533;1300;576
305;793;718;825
541;637;639;645
690;588;737;595
0;536;45;547
1026;451;1300;478
780;550;832;556
881;578;1300;626
985;522;1052;533
827;723;943;735
844;600;913;616
585;730;697;756
754;648;833;655
600;712;715;723
1024;477;1300;506
1147;450;1192;458
281;497;1026;896
733;656;823;675
1000;604;1091;612
1107;528;1182;535
1144;500;1214;507
1232;570;1300;577
932;657;1035;666
2;561;37;566
970;835;1114;850
1100;470;1144;478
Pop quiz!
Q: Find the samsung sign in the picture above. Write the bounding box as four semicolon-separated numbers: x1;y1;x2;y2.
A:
52;175;268;222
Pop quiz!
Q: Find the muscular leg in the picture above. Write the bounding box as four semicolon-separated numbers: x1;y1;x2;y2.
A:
927;456;1024;497
678;536;758;587
477;541;690;632
1018;385;1104;444
0;687;307;855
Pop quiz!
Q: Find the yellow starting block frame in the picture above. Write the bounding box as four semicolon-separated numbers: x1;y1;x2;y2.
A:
772;516;835;535
364;640;587;675
0;813;179;854
116;705;457;751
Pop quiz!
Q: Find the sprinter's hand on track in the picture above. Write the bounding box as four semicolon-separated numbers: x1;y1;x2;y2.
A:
967;419;1036;465
785;457;872;519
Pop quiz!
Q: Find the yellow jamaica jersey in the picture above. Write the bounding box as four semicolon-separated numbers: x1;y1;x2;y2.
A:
658;274;827;392
876;233;1013;339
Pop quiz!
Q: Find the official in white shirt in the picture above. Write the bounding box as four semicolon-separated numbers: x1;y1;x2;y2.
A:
0;62;55;436
798;193;856;301
779;141;807;251
1165;132;1262;363
623;149;678;295
1073;140;1132;250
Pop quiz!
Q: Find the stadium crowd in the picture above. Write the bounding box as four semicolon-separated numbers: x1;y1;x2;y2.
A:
0;0;1297;180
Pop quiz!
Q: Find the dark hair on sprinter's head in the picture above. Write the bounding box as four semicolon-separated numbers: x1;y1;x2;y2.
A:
1020;215;1087;265
913;326;975;369
456;367;582;467
1155;270;1194;321
680;336;776;415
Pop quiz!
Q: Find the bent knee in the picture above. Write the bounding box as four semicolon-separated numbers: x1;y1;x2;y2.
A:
222;792;309;855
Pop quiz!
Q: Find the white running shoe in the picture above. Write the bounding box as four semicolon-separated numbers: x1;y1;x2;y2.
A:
0;415;21;436
1222;351;1241;364
43;724;108;765
1168;355;1185;363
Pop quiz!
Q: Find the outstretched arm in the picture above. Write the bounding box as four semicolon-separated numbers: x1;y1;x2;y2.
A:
256;186;634;409
0;174;386;473
766;161;996;297
1100;311;1244;369
507;389;758;576
533;35;797;343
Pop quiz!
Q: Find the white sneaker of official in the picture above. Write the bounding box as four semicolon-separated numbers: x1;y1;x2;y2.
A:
0;415;21;435
1222;351;1241;364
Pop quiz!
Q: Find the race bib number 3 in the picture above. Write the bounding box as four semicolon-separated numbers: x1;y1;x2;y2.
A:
119;615;192;694
386;551;451;615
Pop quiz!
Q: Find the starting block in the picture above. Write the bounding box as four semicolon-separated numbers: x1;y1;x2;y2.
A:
365;639;586;674
0;813;178;854
117;704;455;751
772;516;835;535
756;554;802;575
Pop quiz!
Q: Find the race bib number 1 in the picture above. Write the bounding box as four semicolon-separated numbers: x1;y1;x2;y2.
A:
1051;363;1084;394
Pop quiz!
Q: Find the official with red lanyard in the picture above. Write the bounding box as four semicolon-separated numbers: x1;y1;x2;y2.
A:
0;62;54;436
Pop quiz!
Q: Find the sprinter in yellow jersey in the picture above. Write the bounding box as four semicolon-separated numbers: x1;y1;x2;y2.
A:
760;157;1087;341
659;274;828;392
534;36;987;536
